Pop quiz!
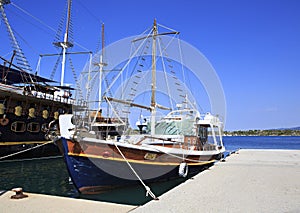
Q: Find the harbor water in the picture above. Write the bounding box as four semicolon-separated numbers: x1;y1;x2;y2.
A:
0;136;300;205
224;136;300;151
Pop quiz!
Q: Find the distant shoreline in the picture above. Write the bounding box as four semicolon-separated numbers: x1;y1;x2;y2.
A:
224;135;300;137
224;129;300;136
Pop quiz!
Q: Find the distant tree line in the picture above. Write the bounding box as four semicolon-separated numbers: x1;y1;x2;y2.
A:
224;129;300;136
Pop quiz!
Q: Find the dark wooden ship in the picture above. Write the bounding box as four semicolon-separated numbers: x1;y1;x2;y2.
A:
0;61;74;161
0;0;77;161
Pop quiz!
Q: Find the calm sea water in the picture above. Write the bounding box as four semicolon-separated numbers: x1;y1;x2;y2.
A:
223;136;300;151
1;136;299;205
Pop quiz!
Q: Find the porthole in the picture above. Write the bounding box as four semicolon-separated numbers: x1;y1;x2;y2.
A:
27;122;40;133
11;122;26;132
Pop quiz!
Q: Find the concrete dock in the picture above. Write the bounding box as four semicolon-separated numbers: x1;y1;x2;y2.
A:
0;190;136;213
133;149;300;213
1;149;300;213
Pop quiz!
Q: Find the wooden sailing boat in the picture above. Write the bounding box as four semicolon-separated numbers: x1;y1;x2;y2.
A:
0;0;82;161
57;20;225;196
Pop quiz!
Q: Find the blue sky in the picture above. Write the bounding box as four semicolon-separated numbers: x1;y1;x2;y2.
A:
1;0;300;130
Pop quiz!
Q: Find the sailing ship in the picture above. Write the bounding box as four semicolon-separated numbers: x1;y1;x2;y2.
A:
0;0;79;161
57;20;225;196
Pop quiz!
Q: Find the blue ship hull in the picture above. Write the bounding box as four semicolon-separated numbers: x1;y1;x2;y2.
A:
60;138;217;194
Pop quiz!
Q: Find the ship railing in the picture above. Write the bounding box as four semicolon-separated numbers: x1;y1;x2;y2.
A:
0;83;23;94
25;89;75;104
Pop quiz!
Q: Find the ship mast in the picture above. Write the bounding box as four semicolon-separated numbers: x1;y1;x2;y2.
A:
54;0;73;86
150;19;157;135
101;20;177;134
93;23;107;112
99;23;106;109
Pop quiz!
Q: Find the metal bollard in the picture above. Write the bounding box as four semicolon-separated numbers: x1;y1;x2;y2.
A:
10;188;28;199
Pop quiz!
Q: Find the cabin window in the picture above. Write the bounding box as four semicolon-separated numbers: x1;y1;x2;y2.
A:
198;126;208;138
198;126;208;144
27;122;40;133
11;122;26;132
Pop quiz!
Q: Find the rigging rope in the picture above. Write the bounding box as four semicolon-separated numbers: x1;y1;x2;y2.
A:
113;142;158;200
157;37;174;109
119;41;150;119
104;97;126;124
157;23;178;33
0;140;54;160
12;1;89;52
68;56;84;100
103;30;153;95
11;3;56;33
50;51;62;80
0;6;32;72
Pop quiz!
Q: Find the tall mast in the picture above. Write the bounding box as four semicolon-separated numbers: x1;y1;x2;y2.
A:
150;19;157;135
54;0;73;86
98;23;105;109
101;23;105;60
90;23;107;124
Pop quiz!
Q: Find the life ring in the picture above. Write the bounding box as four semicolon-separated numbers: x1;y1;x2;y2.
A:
0;118;9;126
178;162;188;177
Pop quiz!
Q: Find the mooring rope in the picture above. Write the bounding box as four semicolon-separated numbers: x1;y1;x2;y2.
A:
0;140;54;160
113;142;158;200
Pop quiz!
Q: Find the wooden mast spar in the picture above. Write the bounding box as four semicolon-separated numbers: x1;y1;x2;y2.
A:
149;19;179;135
150;19;157;135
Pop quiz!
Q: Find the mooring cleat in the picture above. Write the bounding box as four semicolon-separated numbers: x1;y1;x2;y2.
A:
10;188;28;199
